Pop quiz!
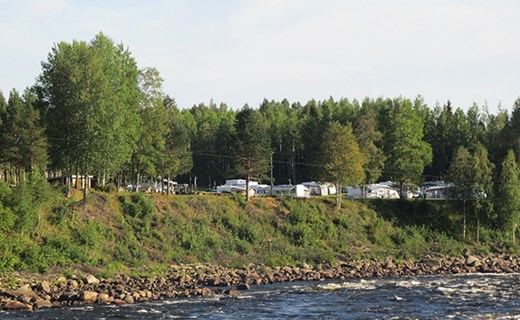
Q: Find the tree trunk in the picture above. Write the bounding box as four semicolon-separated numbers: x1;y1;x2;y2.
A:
399;180;404;198
336;181;341;209
75;168;80;189
83;171;88;203
463;199;466;240
167;173;171;195
246;174;250;202
513;223;517;245
136;170;140;192
475;205;480;243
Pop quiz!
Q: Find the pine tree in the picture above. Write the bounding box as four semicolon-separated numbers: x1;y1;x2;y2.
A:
354;111;385;196
232;106;271;202
384;98;432;197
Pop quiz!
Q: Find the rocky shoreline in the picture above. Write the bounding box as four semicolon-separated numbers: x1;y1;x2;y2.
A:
1;253;519;311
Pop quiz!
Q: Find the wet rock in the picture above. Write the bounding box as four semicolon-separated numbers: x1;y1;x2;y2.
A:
224;289;241;295
124;295;134;304
4;301;33;311
237;283;250;290
98;293;111;304
201;288;215;297
33;299;54;309
59;292;79;302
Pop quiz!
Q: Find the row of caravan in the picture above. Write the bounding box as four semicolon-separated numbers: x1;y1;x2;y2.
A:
347;181;451;199
216;180;453;199
215;180;337;198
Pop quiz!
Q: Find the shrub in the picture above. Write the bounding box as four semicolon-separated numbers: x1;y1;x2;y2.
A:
119;193;154;218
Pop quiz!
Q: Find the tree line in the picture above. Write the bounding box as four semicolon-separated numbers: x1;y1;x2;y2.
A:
1;33;520;240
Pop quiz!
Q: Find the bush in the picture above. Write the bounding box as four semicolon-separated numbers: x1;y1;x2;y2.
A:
99;183;117;193
119;193;154;218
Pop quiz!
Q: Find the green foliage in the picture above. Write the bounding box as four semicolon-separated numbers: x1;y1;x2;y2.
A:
383;97;432;195
319;121;365;208
37;32;140;197
99;183;117;193
119;193;154;218
232;107;271;201
354;111;385;184
497;149;520;242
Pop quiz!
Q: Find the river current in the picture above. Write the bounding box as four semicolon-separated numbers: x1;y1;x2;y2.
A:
2;273;520;319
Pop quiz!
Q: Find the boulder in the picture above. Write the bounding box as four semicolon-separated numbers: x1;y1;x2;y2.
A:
384;257;396;270
466;255;481;267
201;288;215;297
59;292;79;302
40;281;52;294
7;287;39;301
4;301;33;310
421;258;441;268
79;291;98;303
33;299;54;309
123;295;134;304
237;283;250;290
84;275;100;285
68;280;79;289
56;276;67;283
97;293;111;304
224;289;241;295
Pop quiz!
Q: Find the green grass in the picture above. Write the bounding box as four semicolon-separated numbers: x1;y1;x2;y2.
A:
0;179;513;274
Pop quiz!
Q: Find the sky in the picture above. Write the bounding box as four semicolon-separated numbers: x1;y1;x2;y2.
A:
1;0;519;112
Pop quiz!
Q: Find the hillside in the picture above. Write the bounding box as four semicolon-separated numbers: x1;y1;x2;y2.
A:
3;176;511;277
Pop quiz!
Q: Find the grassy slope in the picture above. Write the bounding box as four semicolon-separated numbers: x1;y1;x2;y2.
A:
1;185;511;276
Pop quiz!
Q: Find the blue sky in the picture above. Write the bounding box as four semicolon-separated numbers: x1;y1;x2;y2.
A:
1;0;519;112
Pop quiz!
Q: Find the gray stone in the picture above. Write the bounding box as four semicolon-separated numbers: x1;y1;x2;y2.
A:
421;258;441;268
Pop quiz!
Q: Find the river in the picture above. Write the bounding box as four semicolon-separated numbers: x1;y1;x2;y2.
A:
2;273;520;319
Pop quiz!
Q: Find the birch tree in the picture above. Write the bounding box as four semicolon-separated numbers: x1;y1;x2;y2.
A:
319;122;365;209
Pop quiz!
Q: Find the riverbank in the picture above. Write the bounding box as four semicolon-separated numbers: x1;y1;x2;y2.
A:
2;253;519;311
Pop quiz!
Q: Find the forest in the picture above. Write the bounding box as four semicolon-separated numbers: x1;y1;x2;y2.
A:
1;33;520;239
